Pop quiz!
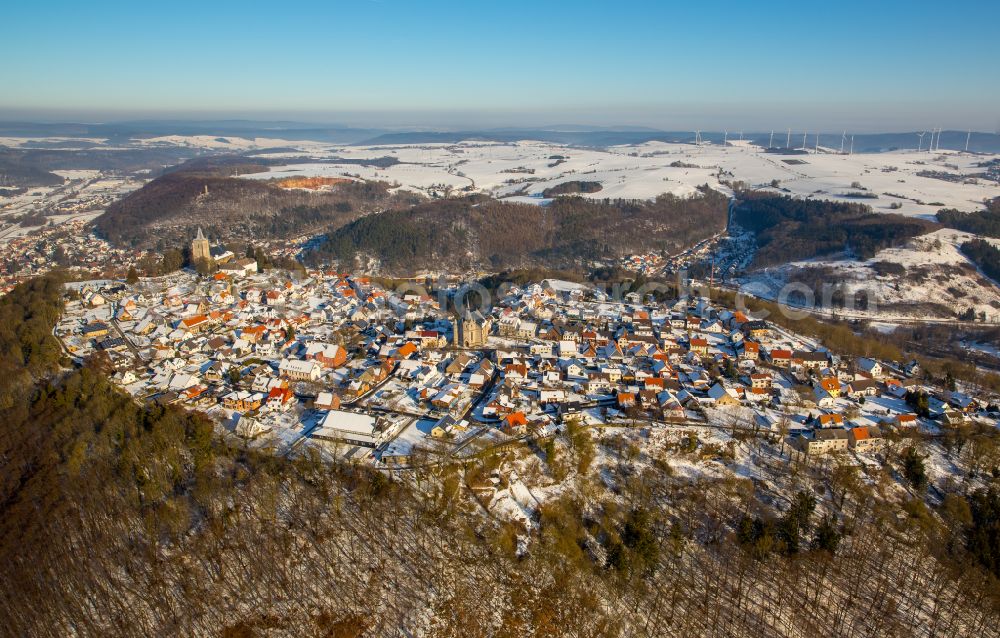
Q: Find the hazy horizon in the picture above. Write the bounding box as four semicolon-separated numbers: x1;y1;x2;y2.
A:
0;108;998;136
3;0;999;133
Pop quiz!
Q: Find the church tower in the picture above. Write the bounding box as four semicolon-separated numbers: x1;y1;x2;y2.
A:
191;227;211;263
453;308;490;348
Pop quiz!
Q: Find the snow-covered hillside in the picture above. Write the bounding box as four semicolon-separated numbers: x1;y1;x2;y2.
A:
738;229;1000;321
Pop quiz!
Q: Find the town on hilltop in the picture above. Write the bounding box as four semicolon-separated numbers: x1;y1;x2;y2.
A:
54;235;1000;527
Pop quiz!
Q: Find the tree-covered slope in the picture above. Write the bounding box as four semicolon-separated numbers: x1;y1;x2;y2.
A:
96;172;420;248
734;192;939;267
312;188;730;273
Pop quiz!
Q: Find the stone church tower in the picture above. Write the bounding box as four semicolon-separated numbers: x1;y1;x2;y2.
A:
191;227;211;263
453;308;491;348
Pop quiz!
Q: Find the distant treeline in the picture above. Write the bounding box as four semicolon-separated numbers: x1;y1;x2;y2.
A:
938;197;1000;238
310;187;729;273
734;192;938;267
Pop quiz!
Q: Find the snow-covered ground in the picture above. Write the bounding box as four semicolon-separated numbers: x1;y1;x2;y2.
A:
4;135;996;217
234;140;1000;215
737;229;1000;320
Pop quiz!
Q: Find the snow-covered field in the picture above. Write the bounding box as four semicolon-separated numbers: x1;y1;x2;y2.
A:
4;133;996;217
234;139;1000;216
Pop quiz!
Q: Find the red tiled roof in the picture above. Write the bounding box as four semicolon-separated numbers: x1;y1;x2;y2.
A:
505;412;528;427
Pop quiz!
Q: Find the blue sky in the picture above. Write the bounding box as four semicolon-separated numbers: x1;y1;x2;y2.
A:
2;0;998;131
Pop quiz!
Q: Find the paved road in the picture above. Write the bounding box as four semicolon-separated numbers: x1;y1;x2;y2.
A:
110;318;145;364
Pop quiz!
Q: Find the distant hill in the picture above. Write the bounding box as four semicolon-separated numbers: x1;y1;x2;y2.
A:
356;129;1000;152
309;188;729;273
0;152;64;188
354;129;697;147
5;120;1000;152
0;120;386;145
0;145;202;174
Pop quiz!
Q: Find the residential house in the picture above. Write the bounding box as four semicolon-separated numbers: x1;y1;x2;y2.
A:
741;320;770;338
846;378;880;399
816;413;845;429
799;428;849;455
856;357;884;378
848;426;882;451
315;392;341;411
795;350;829;369
223;390;264;412
278;358;322;381
305;342;348;368
689;338;709;356
769;349;792;367
740;341;760;361
501;412;529;436
707;383;741;407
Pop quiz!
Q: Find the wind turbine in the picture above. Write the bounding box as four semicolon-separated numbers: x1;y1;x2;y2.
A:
769;130;775;148
694;130;702;145
917;131;926;152
849;135;854;155
724;130;728;145
786;128;791;148
802;132;807;150
841;131;846;154
815;133;820;152
739;130;744;142
965;129;971;152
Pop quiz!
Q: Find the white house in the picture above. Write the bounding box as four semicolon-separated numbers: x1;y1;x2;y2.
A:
278;358;321;381
856;358;883;378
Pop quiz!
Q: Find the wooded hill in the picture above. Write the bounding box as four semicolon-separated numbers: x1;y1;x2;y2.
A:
96;171;421;248
1;275;999;636
0;151;66;188
733;192;939;268
311;187;729;273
